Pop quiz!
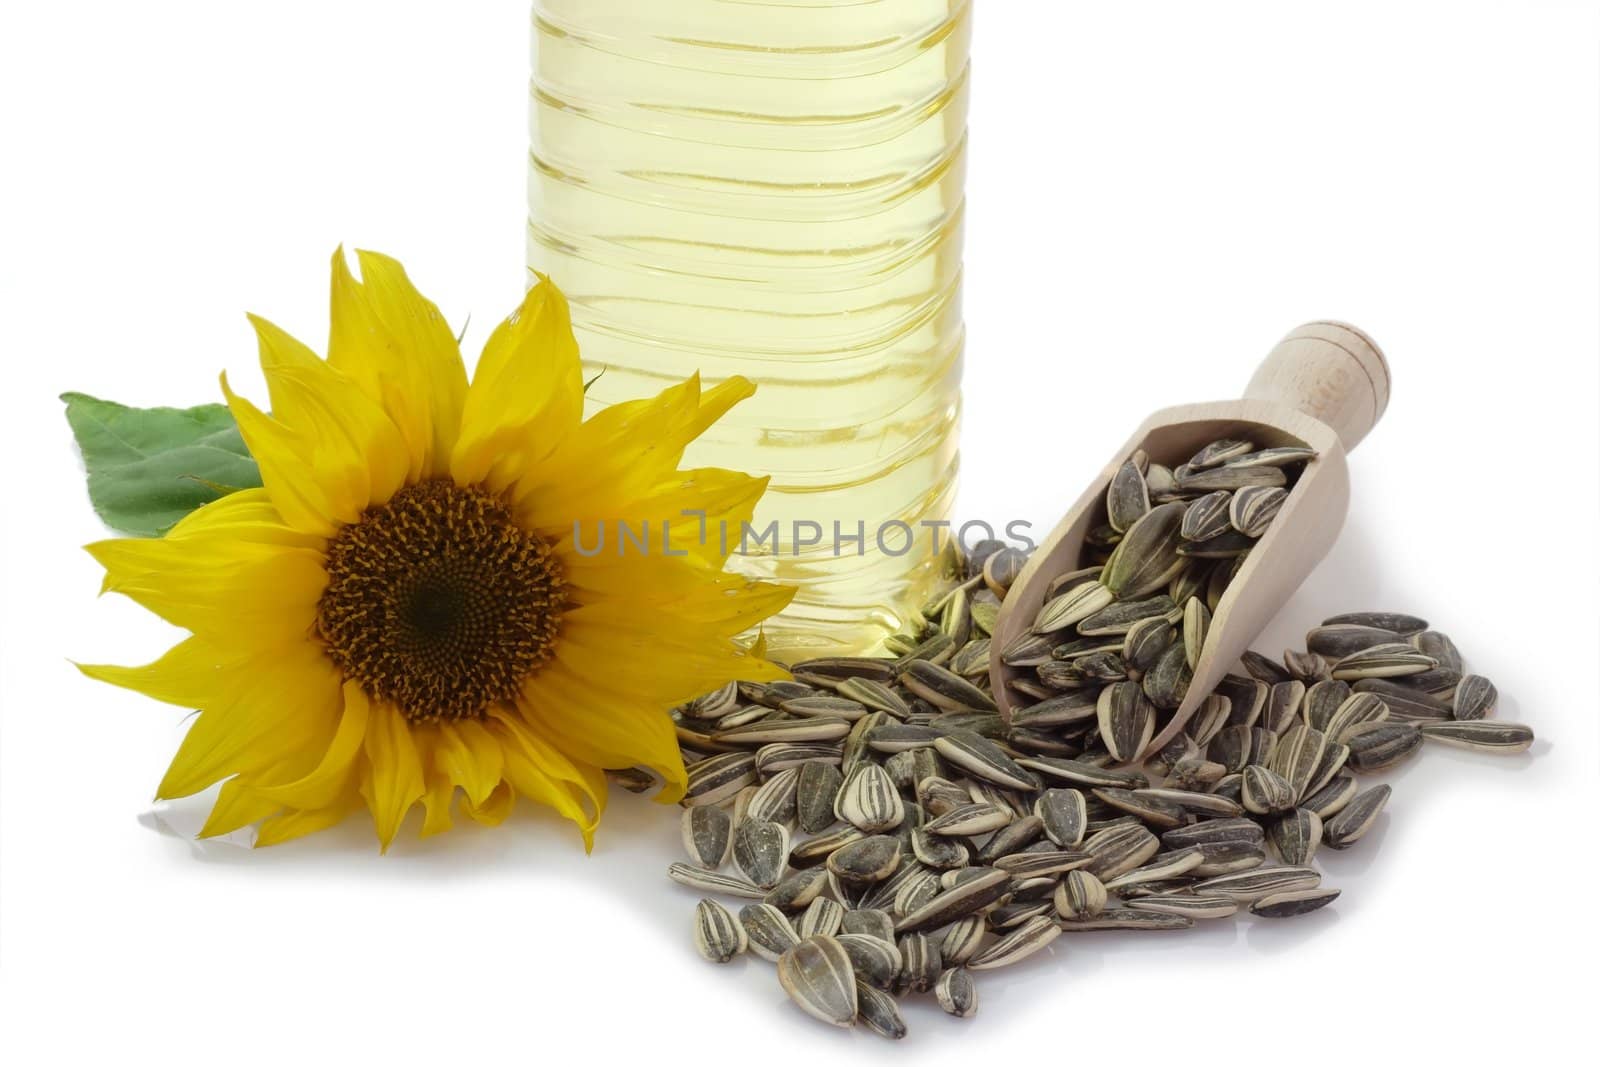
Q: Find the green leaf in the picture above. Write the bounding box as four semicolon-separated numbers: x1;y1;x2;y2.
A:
62;391;263;537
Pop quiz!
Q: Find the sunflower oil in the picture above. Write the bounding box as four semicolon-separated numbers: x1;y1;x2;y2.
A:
528;0;969;655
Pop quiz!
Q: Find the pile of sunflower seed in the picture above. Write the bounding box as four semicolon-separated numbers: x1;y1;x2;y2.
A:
1002;436;1315;749
657;437;1535;1038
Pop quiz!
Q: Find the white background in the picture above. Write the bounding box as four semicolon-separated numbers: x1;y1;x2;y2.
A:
2;1;1597;1063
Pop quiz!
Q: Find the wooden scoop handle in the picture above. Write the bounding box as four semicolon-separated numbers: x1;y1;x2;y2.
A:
1243;321;1390;452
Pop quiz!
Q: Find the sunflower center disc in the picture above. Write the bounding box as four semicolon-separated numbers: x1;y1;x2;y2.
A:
316;480;565;723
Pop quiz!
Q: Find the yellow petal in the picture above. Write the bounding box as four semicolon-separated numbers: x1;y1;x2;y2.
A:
435;719;505;806
220;375;339;536
77;635;234;709
327;248;467;480
253;681;372;810
487;709;605;849
164;487;324;549
516;662;688;805
156;646;342;799
254;787;360;848
449;274;584;493
200;777;283;839
87;534;326;651
512;374;754;525
359;700;426;852
419;772;455;838
247;313;410;515
463;782;514;826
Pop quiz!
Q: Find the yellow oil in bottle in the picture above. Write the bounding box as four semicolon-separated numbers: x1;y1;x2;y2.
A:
528;0;969;654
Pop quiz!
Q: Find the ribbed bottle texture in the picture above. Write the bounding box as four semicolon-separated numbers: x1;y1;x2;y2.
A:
529;0;968;654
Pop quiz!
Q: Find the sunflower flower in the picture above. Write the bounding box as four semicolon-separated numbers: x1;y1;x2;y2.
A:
80;250;793;851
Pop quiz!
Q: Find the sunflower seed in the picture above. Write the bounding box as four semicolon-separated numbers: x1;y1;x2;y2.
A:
894;867;1011;934
1323;611;1428;636
1077;594;1177;638
911;827;971;870
966;915;1061;970
1181;597;1212;670
1323;692;1390;741
1081;822;1161;880
1190;438;1255;468
777;936;857;1028
1018;757;1148;790
1103;502;1190;598
1180;491;1233;542
1269;808;1323;865
1107;458;1152;533
935;967;980;1018
1143;642;1194;710
715;716;854;745
1306;624;1398;660
1097;682;1157;763
788;825;865;869
755;741;843;777
737;902;800;961
793;898;845;941
1135;787;1243;818
1092;787;1186;829
933;731;1037;791
834;677;911;719
1127;893;1238;920
693;898;747;963
1323;784;1391;849
1226;445;1317;468
1250;887;1341;918
1034;581;1118;634
1344;721;1423;772
682;751;757;807
682;805;733;869
732;819;790;890
826;835;902;888
1010;690;1099;728
1217;675;1270;727
1418;720;1534;753
901;660;997;712
1188;695;1233;747
1330;643;1436;681
668;862;767;899
1282;649;1330;684
1102;846;1205;891
1176;464;1287;493
1228;485;1287;537
975;814;1046;863
747;767;800;826
1192;865;1320;902
1453;675;1498;721
793;761;844;835
923;803;1013;837
853;982;907;1039
1269;724;1328;802
897;932;942;992
835;932;902;991
1239;649;1290;684
835;763;905;832
1301;771;1359;819
1411;630;1465;673
1058;909;1193;932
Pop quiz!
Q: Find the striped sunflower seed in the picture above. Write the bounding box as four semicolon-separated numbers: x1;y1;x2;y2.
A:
1192;865;1321;902
837;933;903;991
682;805;733;869
1418;720;1534;753
1323;611;1428;636
900;660;997;712
933;731;1038;791
777;936;857;1028
897;932;942;993
1180;491;1233;542
1324;784;1391;849
1127;893;1238;920
739;902;800;961
693;898;747;963
936;967;980;1018
1229;485;1287;537
796;761;844;834
1033;581;1117;634
827;835;902;887
1306;623;1399;659
1300;771;1359;819
1330;643;1436;681
732;819;791;890
682;751;757;807
667;862;766;899
1344;721;1423;772
894;868;1011;934
1097;682;1157;763
854;982;907;1040
1103;502;1190;598
1107;457;1152;533
1452;675;1498;721
1058;909;1193;932
968;915;1061;970
747;766;800;825
835;763;905;832
1269;807;1323;865
1081;822;1161;881
1250;887;1340;918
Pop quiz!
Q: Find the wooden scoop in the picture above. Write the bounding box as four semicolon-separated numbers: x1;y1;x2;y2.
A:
989;321;1390;760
